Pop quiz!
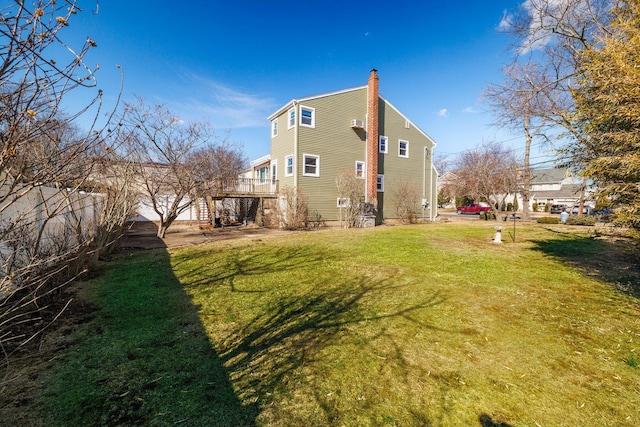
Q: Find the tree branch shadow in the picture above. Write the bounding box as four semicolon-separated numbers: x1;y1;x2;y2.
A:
531;228;640;298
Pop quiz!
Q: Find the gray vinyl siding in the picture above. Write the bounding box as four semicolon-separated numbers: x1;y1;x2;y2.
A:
268;88;437;223
377;99;436;221
296;89;368;220
270;110;295;188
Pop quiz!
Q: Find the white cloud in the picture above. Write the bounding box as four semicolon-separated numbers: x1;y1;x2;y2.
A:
504;0;592;54
462;106;478;114
172;73;277;129
437;108;449;118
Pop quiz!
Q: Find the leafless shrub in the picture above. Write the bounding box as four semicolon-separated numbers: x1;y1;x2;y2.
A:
335;169;365;228
0;1;131;385
278;186;309;230
392;181;419;224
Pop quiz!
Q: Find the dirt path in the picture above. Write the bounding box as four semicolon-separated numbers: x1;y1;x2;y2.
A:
118;221;295;250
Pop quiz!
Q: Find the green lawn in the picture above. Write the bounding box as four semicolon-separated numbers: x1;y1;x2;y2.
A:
42;223;640;426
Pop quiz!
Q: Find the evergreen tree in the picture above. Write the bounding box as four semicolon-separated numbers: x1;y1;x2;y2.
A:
572;1;640;228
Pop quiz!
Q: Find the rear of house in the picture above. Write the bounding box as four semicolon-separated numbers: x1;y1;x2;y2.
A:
267;70;437;225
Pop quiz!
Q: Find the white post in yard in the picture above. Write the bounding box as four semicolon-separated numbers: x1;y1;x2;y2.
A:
492;226;503;244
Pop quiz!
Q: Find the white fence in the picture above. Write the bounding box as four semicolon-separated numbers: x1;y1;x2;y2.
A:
1;181;103;295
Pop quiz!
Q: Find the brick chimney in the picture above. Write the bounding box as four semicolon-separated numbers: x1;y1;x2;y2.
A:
366;69;379;205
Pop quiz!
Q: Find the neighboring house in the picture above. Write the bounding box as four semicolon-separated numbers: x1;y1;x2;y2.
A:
528;167;591;210
264;69;438;224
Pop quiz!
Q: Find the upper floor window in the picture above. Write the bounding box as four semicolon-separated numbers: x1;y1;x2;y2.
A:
379;136;388;154
377;175;384;192
271;119;278;137
285;155;293;176
355;161;365;179
300;106;315;128
303;154;320;177
399;140;409;158
288;108;295;129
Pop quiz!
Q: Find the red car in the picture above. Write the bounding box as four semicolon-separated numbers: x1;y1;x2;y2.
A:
456;204;492;215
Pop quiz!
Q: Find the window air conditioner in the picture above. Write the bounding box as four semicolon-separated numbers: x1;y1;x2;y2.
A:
351;119;364;128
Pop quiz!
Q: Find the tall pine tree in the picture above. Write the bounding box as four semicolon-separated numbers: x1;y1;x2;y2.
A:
572;1;640;229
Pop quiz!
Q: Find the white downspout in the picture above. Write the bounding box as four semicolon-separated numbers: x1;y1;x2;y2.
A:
293;100;298;189
430;145;435;221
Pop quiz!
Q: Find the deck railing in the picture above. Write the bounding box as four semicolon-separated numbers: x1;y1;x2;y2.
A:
214;177;279;197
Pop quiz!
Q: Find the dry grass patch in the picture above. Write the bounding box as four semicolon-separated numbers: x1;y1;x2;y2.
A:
18;223;639;427
172;224;640;426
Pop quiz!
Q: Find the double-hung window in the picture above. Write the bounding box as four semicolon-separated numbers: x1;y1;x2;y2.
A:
379;136;388;154
256;165;268;183
303;154;320;177
271;119;278;137
355;161;365;179
300;106;315;128
285;155;293;177
399;140;409;158
377;175;384;192
288;108;295;129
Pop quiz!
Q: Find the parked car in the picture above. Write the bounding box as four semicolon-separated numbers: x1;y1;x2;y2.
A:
550;204;567;214
456;204;493;215
591;207;613;216
571;205;591;214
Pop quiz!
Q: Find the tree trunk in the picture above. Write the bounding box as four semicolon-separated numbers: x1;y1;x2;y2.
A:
521;113;532;221
157;223;169;239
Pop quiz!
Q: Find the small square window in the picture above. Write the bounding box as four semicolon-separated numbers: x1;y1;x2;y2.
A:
303;154;319;177
355;161;365;179
377;175;384;192
300;106;315;128
285;155;293;177
399;140;409;158
379;136;388;154
288;108;295;129
271;119;278;137
337;197;350;208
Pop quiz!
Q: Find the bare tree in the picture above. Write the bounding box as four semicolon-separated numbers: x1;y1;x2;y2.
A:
453;142;520;220
116;97;222;238
484;63;553;220
0;1;130;384
187;136;246;225
335;169;365;228
493;0;615;215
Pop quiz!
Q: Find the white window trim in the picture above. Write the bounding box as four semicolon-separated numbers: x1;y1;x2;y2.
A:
271;118;278;137
285;154;294;177
303;153;320;177
337;197;351;208
377;174;384;192
299;105;315;128
271;160;277;181
355;160;365;179
399;139;409;158
287;107;295;130
379;135;388;154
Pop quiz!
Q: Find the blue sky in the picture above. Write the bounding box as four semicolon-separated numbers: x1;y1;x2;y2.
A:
61;1;554;167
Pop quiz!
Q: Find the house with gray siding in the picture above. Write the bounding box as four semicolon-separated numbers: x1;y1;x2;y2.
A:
264;69;438;225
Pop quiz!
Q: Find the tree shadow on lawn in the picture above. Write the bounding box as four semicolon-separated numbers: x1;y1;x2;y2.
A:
531;228;640;297
44;248;259;427
189;243;457;425
174;244;331;293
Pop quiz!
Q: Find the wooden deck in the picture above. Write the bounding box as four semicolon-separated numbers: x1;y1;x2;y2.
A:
212;177;279;198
